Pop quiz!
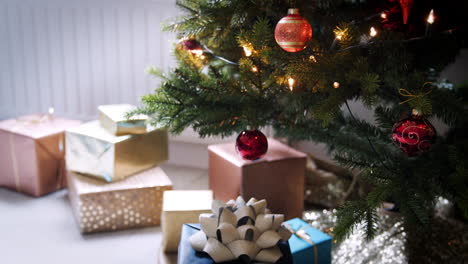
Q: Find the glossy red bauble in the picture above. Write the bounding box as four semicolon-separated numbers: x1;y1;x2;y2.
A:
179;38;201;51
391;112;436;157
275;8;313;52
235;129;268;161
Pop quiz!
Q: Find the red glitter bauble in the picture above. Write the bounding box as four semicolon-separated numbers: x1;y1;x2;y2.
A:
391;111;436;157
274;8;313;52
235;129;268;161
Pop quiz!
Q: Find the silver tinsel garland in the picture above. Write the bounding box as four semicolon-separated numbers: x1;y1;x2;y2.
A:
303;198;468;264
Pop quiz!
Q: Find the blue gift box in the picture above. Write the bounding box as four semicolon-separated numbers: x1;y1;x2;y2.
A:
178;224;293;264
284;218;332;264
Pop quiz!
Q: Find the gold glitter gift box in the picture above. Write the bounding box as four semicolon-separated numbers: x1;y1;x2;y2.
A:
98;104;147;136
161;190;213;253
67;167;172;233
65;120;168;182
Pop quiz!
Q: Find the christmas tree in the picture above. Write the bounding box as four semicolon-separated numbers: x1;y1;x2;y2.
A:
133;0;468;256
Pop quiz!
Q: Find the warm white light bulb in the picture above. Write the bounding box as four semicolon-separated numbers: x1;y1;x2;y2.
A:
336;34;343;40
427;9;435;24
243;46;252;57
191;49;204;57
288;78;295;91
370;27;377;37
309;55;317;62
380;12;387;19
251;66;258;72
333;82;340;89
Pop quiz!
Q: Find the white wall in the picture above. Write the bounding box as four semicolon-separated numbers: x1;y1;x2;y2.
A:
0;0;237;168
0;0;177;120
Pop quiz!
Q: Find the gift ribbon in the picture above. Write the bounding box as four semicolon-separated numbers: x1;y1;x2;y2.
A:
8;133;21;192
398;82;432;105
282;223;318;264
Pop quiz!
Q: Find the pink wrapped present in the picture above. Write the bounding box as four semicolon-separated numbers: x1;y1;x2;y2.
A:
0;114;81;196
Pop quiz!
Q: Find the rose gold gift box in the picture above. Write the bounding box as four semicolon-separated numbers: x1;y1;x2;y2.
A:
208;138;306;220
0;115;81;197
67;167;172;233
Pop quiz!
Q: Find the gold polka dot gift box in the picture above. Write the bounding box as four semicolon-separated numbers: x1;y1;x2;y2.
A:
67;167;172;233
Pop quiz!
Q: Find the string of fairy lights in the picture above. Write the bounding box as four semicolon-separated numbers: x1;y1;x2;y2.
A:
183;8;440;92
176;6;456;169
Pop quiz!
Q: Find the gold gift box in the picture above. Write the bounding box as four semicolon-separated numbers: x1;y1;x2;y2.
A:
161;190;213;252
67;167;172;233
98;104;147;136
65;120;168;182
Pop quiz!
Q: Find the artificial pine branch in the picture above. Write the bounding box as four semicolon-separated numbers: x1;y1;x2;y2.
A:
137;0;468;241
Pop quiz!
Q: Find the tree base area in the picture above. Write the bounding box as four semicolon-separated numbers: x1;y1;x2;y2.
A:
304;199;468;263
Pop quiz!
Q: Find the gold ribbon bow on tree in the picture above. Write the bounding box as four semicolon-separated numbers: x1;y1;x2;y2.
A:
398;82;433;105
281;223;319;264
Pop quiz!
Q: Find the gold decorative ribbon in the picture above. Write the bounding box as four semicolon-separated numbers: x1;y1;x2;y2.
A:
398;82;433;105
8;133;21;192
282;222;319;264
56;134;65;190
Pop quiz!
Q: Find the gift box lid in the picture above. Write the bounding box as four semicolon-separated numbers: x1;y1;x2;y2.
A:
163;190;213;211
0;115;81;139
66;120;133;143
98;104;147;122
208;138;306;167
67;120;164;144
70;167;172;194
284;218;332;252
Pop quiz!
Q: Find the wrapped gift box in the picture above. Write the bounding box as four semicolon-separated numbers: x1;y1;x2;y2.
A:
0;115;81;197
208;139;306;219
178;224;293;264
98;104;147;136
67;167;172;233
161;190;213;253
65;120;168;182
283;218;332;264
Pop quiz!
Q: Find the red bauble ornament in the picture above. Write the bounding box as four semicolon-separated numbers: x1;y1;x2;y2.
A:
274;8;313;52
179;38;201;51
391;110;437;157
235;129;268;160
399;0;413;24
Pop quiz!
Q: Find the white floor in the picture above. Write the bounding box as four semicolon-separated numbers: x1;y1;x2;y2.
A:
0;165;208;264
